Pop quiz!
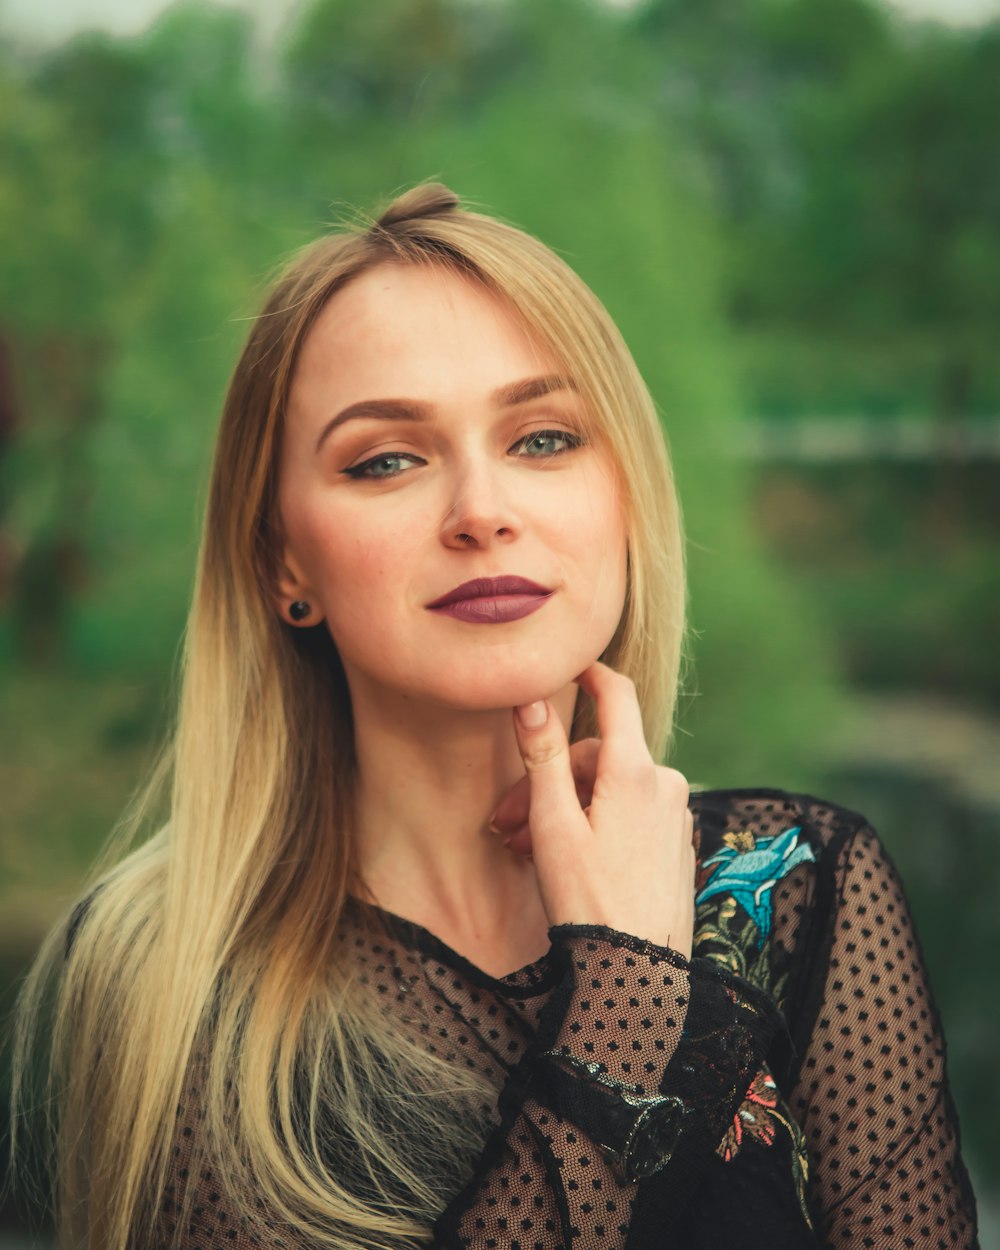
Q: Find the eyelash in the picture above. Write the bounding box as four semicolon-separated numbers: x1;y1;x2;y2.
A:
341;429;586;480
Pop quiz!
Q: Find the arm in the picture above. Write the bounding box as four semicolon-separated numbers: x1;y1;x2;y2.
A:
434;925;783;1250
431;665;773;1250
788;821;978;1249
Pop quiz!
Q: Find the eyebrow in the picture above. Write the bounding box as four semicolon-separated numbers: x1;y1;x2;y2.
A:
314;373;577;453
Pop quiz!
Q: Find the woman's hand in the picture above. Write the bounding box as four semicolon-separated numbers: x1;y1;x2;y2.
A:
490;661;695;957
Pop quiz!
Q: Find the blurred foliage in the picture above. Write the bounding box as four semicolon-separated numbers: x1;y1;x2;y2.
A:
754;461;1000;706
639;0;1000;415
0;0;870;779
1;0;999;1225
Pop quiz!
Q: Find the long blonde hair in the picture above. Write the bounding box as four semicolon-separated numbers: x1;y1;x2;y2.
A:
11;183;685;1249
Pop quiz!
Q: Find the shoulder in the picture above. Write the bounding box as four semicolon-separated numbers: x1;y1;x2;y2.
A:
65;886;104;960
690;784;877;869
62;847;167;966
687;786;905;1026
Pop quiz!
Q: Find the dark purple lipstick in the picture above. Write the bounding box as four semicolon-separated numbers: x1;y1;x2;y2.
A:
426;576;553;624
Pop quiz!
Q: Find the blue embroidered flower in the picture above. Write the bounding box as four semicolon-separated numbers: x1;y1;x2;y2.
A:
696;826;815;948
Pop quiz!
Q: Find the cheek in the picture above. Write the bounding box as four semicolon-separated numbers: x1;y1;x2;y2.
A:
290;499;389;586
586;493;629;622
563;475;628;569
289;504;423;642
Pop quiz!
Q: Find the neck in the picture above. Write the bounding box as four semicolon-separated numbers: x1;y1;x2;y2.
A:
348;677;578;962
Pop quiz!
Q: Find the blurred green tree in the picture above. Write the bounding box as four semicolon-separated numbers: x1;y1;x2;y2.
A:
637;0;1000;420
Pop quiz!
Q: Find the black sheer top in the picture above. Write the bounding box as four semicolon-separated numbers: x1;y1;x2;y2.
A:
160;788;979;1249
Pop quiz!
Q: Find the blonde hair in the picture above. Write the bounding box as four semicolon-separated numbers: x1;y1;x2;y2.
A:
11;183;685;1249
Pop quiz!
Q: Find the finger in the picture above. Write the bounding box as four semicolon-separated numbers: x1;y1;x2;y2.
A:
504;803;592;858
489;738;601;834
503;821;532;857
511;701;588;841
574;662;650;771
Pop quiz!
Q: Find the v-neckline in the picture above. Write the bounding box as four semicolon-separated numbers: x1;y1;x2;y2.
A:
345;895;566;998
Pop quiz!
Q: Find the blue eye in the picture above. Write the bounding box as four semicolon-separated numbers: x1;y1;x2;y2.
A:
512;429;585;458
342;452;425;480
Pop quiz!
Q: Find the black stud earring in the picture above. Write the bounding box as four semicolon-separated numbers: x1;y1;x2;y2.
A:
289;601;311;622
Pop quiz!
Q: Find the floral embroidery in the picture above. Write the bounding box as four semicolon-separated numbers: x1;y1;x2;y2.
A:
717;1066;812;1227
691;821;817;1228
720;1070;810;1225
695;825;815;948
717;1067;779;1161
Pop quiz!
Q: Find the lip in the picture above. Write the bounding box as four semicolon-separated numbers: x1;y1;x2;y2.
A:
426;576;552;608
426;576;554;625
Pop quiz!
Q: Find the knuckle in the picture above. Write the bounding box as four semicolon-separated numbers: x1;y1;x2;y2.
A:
659;767;690;806
623;756;660;798
522;738;567;771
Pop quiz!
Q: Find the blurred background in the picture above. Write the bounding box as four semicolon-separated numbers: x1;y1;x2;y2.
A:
1;0;998;1242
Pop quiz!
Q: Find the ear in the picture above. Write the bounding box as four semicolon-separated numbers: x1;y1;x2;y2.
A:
269;543;323;627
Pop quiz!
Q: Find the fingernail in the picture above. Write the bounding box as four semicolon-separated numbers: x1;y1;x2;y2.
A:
487;818;502;835
516;701;548;729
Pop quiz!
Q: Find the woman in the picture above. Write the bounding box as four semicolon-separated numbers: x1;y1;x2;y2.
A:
13;183;978;1249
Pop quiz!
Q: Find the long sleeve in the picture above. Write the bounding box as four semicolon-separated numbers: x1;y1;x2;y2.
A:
785;820;978;1249
433;926;783;1250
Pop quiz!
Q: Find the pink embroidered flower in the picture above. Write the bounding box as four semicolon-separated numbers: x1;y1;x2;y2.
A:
717;1068;779;1162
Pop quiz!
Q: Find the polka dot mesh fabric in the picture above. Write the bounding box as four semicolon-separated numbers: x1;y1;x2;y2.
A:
152;789;979;1249
788;820;972;1248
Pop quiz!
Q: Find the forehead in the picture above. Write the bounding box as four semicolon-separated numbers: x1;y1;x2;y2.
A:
292;262;559;408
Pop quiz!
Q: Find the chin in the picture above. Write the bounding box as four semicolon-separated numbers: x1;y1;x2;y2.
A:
425;653;596;713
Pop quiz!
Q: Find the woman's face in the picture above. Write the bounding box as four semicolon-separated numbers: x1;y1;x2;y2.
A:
277;262;628;715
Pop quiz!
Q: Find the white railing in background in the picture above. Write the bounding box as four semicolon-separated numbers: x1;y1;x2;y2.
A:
732;418;1000;461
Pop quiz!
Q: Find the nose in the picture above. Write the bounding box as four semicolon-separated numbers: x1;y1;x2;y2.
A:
440;457;522;550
